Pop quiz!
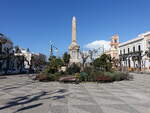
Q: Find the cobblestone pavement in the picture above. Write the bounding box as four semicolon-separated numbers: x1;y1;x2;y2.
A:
0;73;150;113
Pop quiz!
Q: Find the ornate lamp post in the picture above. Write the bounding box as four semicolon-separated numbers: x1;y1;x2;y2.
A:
49;41;58;57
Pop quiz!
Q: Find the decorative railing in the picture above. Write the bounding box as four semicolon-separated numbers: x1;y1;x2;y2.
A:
119;51;143;61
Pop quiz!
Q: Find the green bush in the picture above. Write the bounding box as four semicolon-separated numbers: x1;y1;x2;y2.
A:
104;71;130;81
80;72;88;81
47;72;62;81
42;66;57;74
84;67;93;75
104;72;115;81
75;73;80;81
90;71;104;81
36;74;48;82
36;71;63;82
47;74;55;81
66;63;80;74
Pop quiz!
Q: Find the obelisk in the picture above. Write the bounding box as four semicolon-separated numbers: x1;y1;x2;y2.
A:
72;16;76;42
69;16;80;64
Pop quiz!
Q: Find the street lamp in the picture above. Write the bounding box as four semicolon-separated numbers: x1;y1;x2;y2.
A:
49;41;58;57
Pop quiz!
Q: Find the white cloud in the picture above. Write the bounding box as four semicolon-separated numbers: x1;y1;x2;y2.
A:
85;40;111;51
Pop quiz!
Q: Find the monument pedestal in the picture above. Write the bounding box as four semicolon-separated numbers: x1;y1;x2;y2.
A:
69;46;80;64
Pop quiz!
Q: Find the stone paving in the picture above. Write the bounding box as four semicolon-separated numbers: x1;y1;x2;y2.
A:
0;73;150;113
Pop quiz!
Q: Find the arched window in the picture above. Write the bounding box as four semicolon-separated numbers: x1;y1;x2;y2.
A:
114;39;117;43
128;48;130;53
123;49;125;54
138;45;141;51
120;50;122;55
133;47;135;52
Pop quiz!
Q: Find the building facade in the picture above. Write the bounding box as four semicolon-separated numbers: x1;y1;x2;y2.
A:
119;32;150;72
14;48;32;71
0;33;46;75
14;48;46;72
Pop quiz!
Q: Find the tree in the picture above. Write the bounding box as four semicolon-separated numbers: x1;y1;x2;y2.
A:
88;49;98;62
46;56;64;74
145;48;150;58
14;46;21;53
93;54;112;71
80;51;89;71
31;54;47;72
62;52;70;68
0;34;13;74
16;55;25;73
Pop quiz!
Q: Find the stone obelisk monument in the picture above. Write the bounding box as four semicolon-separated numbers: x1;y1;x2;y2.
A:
69;16;80;64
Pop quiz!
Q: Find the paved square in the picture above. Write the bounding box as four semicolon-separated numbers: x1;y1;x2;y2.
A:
0;73;150;113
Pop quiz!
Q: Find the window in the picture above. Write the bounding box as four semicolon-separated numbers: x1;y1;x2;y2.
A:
148;41;150;49
114;39;117;43
120;50;122;55
128;48;130;53
123;49;125;54
138;45;141;51
133;47;135;52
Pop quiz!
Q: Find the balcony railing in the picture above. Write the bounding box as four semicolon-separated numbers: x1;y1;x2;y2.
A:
119;51;143;61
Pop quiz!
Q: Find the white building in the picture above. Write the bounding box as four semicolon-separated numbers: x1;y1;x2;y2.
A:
14;47;47;73
14;48;32;70
119;31;150;72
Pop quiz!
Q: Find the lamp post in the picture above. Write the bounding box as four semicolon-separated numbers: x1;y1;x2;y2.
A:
49;41;58;57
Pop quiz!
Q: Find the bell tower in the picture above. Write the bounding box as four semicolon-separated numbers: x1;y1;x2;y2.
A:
110;34;119;50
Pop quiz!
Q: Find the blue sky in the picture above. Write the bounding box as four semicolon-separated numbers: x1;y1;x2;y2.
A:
0;0;150;56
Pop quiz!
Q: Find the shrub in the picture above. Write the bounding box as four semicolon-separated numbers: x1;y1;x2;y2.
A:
46;72;63;81
84;67;93;75
104;72;115;81
42;66;57;74
80;72;88;81
90;71;104;81
75;73;80;81
36;72;63;81
104;71;131;81
36;74;48;82
112;72;123;81
53;72;62;81
66;63;80;74
47;74;56;81
96;76;112;82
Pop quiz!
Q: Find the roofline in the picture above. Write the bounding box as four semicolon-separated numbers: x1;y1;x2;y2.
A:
119;31;150;47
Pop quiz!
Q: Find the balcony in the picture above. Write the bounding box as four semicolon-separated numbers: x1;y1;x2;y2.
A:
119;51;143;61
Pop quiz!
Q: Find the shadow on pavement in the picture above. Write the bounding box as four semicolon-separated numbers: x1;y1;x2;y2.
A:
0;89;68;112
